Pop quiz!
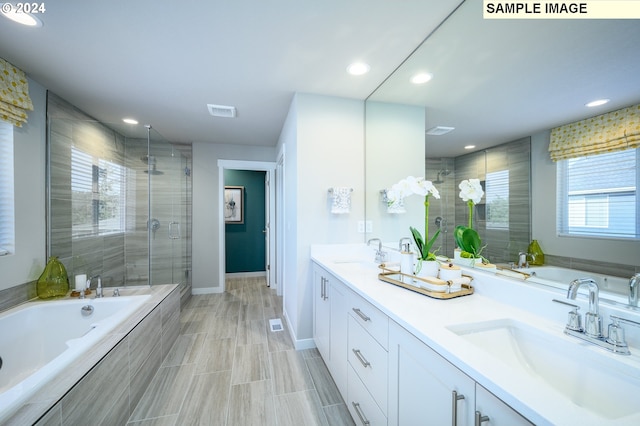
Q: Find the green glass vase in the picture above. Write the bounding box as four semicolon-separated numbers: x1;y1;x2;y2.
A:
36;256;70;299
527;240;544;266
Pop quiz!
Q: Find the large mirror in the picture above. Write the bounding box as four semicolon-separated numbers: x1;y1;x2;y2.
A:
365;1;640;304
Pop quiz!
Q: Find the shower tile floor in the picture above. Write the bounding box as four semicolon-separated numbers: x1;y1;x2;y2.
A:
126;276;354;426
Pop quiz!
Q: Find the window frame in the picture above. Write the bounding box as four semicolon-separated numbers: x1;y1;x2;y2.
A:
556;147;639;241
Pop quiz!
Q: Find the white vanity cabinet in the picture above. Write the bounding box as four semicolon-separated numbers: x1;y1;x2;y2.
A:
388;320;475;425
388;321;533;426
313;265;332;361
312;264;352;397
347;298;389;425
475;384;534;426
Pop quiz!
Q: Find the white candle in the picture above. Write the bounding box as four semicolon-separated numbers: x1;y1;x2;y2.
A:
75;274;86;291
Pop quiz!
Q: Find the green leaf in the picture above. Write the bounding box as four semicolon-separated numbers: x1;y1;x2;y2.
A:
454;225;467;251
461;228;481;254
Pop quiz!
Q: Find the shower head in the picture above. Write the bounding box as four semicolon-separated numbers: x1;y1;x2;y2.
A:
434;169;451;183
144;164;164;175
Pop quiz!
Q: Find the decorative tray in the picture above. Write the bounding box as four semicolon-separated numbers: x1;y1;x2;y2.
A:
378;264;474;300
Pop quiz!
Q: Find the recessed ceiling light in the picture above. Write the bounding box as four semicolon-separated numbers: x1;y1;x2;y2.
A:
122;118;138;125
0;8;43;27
585;99;610;107
411;73;433;85
347;62;370;76
464;145;476;150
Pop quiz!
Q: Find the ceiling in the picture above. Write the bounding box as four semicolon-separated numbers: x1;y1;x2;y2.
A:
2;1;639;157
369;2;640;157
0;0;462;146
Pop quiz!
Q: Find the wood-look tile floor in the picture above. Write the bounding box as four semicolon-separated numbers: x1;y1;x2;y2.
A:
126;277;355;426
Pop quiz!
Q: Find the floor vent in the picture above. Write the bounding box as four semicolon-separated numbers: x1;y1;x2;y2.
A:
269;318;284;332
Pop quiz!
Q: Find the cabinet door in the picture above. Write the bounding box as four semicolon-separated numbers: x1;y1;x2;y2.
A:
313;266;331;361
329;279;350;397
475;384;534;426
388;321;475;426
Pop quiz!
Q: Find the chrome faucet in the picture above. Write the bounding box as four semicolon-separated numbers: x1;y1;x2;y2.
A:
367;238;387;263
567;277;601;337
629;273;640;307
89;275;103;298
516;252;529;268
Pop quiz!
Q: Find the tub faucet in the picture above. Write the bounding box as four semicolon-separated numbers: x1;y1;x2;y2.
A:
367;238;387;263
629;273;640;307
567;277;602;337
90;275;103;298
516;252;529;268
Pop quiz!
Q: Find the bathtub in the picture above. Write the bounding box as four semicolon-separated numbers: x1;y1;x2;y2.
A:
516;265;630;304
0;295;151;422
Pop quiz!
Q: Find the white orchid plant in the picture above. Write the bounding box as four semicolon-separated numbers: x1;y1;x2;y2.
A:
455;178;487;261
386;176;440;270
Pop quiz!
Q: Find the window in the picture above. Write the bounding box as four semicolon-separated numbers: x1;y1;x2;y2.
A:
71;146;125;237
557;148;638;239
486;169;509;229
0;121;14;254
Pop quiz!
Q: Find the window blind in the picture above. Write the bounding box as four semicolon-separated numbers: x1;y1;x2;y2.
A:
549;104;640;161
0;58;34;127
486;170;509;229
0;120;15;254
557;148;638;239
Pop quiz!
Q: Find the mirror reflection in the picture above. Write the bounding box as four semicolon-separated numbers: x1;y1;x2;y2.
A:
365;0;640;306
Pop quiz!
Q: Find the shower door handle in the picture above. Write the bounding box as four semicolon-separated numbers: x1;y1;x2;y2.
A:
168;221;181;239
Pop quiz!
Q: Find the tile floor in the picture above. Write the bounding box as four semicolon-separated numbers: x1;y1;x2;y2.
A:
126;277;355;425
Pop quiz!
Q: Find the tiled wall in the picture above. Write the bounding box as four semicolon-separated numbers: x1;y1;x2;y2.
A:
454;137;532;264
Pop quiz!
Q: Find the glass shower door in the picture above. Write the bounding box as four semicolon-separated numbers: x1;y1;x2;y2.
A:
147;127;188;288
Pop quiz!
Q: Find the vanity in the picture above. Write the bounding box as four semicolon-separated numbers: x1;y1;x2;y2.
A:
311;244;640;426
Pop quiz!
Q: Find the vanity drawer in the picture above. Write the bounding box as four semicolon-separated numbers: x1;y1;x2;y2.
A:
348;364;387;426
348;315;388;415
349;293;389;349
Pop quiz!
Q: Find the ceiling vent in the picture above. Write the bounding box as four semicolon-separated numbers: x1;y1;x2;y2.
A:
207;104;237;118
426;126;455;136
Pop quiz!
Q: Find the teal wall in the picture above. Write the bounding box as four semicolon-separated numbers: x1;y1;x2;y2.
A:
224;170;266;273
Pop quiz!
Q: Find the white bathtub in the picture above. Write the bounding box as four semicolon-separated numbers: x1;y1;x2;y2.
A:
0;295;151;422
518;265;630;303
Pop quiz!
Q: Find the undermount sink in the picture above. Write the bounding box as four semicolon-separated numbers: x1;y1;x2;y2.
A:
447;318;640;420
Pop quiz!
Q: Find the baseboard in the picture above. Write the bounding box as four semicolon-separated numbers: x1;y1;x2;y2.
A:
282;308;317;351
225;271;267;278
191;286;224;295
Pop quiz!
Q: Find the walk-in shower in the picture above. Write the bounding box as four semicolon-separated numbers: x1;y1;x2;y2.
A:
46;94;191;293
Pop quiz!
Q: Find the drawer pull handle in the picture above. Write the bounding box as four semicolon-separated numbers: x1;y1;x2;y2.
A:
352;349;371;368
475;411;490;426
452;390;465;426
352;402;371;425
352;308;371;322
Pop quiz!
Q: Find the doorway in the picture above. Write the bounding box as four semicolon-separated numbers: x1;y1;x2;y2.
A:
218;160;276;292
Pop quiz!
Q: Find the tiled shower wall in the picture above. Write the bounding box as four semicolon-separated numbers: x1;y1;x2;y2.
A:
426;137;532;265
47;93;192;292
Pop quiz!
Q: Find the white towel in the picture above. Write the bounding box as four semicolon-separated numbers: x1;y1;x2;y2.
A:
331;187;352;214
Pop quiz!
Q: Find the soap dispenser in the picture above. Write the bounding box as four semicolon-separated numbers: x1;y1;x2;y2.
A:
399;238;414;281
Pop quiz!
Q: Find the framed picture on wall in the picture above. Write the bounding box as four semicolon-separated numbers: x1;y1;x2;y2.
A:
224;186;244;224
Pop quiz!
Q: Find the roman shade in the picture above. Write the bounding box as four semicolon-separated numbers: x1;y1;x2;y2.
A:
0;58;34;127
549;103;640;161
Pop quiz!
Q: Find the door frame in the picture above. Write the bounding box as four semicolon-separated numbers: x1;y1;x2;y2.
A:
217;159;276;292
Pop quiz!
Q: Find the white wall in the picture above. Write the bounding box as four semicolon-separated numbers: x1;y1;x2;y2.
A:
191;142;276;293
0;78;46;290
278;93;365;348
531;130;639;266
365;101;426;243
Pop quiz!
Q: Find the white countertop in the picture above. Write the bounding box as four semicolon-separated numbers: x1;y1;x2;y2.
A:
311;244;640;426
